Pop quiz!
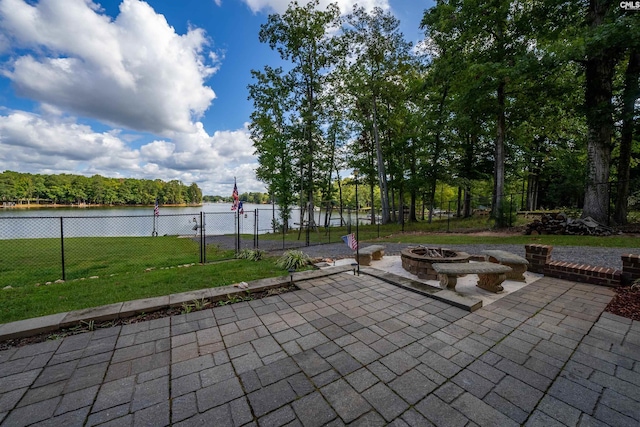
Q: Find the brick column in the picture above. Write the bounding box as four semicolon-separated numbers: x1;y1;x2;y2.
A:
622;254;640;286
525;244;553;274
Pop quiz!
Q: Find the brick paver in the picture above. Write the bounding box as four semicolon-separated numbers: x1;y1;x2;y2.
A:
0;273;638;426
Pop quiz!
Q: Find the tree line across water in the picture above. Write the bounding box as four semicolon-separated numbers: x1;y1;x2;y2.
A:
248;0;639;228
0;171;203;206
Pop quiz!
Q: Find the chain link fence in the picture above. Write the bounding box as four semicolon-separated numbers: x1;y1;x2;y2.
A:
2;195;637;288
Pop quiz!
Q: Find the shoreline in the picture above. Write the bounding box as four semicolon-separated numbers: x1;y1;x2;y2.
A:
1;202;203;209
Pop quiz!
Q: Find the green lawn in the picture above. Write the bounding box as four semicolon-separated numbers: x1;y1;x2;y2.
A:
2;221;638;325
0;255;292;324
0;236;294;324
0;236;236;289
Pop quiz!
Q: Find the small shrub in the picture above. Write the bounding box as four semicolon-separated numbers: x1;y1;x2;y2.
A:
181;298;211;313
236;249;265;261
192;298;211;310
181;302;193;314
276;250;310;270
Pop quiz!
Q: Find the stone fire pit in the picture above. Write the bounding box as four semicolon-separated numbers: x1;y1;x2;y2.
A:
401;246;471;280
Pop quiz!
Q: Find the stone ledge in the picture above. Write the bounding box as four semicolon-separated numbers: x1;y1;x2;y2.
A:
359;267;483;312
60;302;123;328
0;313;68;341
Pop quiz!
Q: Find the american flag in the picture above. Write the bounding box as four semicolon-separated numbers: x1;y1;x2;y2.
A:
341;233;358;250
231;182;239;211
154;199;159;216
238;201;244;214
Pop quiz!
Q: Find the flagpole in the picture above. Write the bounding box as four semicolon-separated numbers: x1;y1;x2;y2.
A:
232;177;240;254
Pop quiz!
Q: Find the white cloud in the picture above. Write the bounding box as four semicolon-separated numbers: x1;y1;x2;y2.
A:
0;0;218;135
0;111;264;194
242;0;389;15
0;111;136;163
0;0;265;195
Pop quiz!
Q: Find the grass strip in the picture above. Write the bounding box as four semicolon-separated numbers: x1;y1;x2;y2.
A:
0;257;292;324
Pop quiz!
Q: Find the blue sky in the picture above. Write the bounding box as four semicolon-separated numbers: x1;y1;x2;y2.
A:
0;0;433;196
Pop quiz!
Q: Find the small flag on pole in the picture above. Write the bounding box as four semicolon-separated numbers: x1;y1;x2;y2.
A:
341;233;358;250
238;201;244;214
231;180;239;211
154;199;159;216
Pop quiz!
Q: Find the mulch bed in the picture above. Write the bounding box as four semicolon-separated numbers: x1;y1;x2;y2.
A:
605;284;640;322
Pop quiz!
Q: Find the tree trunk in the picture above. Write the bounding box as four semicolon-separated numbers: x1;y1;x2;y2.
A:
336;167;344;226
582;0;618;224
370;181;375;226
427;179;437;223
409;144;418;222
398;184;404;226
492;79;506;223
372;96;391;224
464;185;472;218
526;168;537;211
463;132;475;218
390;183;396;222
410;189;417;222
614;49;640;225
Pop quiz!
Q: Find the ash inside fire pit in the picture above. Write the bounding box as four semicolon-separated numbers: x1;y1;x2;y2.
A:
401;246;470;280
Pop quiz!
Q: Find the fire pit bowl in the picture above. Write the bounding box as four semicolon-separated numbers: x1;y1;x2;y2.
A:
401;246;470;280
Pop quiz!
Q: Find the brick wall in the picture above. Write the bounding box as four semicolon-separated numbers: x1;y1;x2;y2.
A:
524;244;553;274
622;254;640;285
523;244;635;288
544;261;621;287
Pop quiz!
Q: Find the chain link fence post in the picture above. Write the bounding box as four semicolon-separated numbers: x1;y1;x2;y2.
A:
199;211;204;264
60;217;66;281
255;208;259;249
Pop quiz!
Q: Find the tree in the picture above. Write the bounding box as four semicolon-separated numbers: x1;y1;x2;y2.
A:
422;0;546;225
187;183;202;204
248;66;297;231
579;1;622;223
341;6;414;224
614;44;640;223
253;0;341;233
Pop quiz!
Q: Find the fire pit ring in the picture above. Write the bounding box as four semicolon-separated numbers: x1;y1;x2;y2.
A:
401;246;470;280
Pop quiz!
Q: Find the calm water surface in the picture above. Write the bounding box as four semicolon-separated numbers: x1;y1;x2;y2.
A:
0;203;353;239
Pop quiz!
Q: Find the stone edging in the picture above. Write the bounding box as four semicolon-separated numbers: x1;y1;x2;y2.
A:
0;264;487;343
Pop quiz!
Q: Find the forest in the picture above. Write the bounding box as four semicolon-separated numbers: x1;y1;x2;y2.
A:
0;171;202;206
203;192;271;204
248;0;639;228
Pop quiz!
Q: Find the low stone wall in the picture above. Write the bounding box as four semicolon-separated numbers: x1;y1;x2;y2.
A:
524;244;639;287
400;248;470;280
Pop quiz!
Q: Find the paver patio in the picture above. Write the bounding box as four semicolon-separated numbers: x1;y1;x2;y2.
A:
0;272;638;426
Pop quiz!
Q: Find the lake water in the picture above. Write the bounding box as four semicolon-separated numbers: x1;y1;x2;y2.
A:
0;203;360;239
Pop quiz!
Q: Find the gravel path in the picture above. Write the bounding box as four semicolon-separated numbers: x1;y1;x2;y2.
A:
205;235;640;270
293;242;640;271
